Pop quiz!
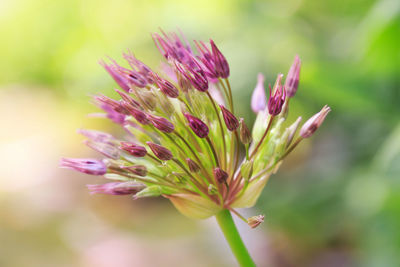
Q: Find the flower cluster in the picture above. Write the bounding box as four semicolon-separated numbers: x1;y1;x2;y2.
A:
61;31;330;227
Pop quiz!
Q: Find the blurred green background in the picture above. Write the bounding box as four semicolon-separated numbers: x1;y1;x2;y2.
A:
1;0;399;266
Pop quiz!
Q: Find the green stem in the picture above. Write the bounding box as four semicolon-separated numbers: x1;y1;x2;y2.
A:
215;210;256;267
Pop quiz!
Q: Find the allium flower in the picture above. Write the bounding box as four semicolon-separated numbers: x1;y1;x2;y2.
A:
61;30;330;266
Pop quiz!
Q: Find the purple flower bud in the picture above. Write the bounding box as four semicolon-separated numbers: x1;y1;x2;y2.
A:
101;104;126;124
239;118;252;144
85;140;120;159
210;40;230;78
122;165;147;176
121;102;150;125
152;30;193;64
148;114;175;133
267;84;286;116
87;182;145;195
123;50;154;83
213;167;228;183
251;73;266;113
186;158;200;173
300;105;331;138
247;215;265;229
115;89;140;108
183;113;209;138
285;55;301;98
146;142;173;161
120;142;147;157
194;40;218;79
60;158;107;175
175;61;209;92
100;60;130;92
219;105;239;131
125;71;148;88
153;74;180;98
78;129;113;143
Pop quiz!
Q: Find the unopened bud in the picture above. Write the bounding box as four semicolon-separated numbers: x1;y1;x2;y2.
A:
186;158;200;173
138;90;157;110
213;167;228;183
175;61;208;92
121;102;150;124
239;118;252;144
247;215;265;229
251;73;266;113
268;84;286;116
153;74;180;98
300;105;331;138
85;140;120;159
220;105;239;131
87;181;145;195
146;142;173;161
159;95;175;117
148;114;175;133
120;142;147;157
208;184;218;195
210;40;230;78
285;55;301;98
133;185;162;199
184;113;209;138
60;158;107;175
115;89;140;108
122;165;147;176
240;160;254;181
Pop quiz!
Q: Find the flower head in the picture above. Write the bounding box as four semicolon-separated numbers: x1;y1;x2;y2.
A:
61;30;330;226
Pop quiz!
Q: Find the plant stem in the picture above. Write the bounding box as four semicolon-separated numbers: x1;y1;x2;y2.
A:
215;209;256;267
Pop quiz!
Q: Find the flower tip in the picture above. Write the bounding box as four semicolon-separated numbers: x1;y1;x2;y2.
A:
251;73;267;113
247;215;265;229
300;105;331;138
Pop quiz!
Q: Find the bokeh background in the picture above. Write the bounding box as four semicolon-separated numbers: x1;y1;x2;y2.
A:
1;0;399;266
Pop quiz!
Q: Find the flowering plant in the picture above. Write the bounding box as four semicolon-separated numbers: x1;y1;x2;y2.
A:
61;30;330;266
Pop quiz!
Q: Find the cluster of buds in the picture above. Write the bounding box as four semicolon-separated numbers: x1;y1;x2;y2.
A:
61;30;330;228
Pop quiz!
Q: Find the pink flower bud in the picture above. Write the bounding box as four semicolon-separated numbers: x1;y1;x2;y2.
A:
285;55;301;98
219;105;239;131
77;129;113;143
146;142;173;161
153;74;180;98
184;113;209;138
84;140;120;159
148;114;175;133
120;142;147;157
100;60;130;92
210;40;230;78
251;73;266;113
87;182;145;195
115;89;140;108
247;215;265;229
60;158;107;175
300;105;331;138
121;102;150;125
267;84;286;116
175;61;208;92
213;167;228;183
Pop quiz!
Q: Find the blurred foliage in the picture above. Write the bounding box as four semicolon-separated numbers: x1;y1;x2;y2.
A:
0;0;399;266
